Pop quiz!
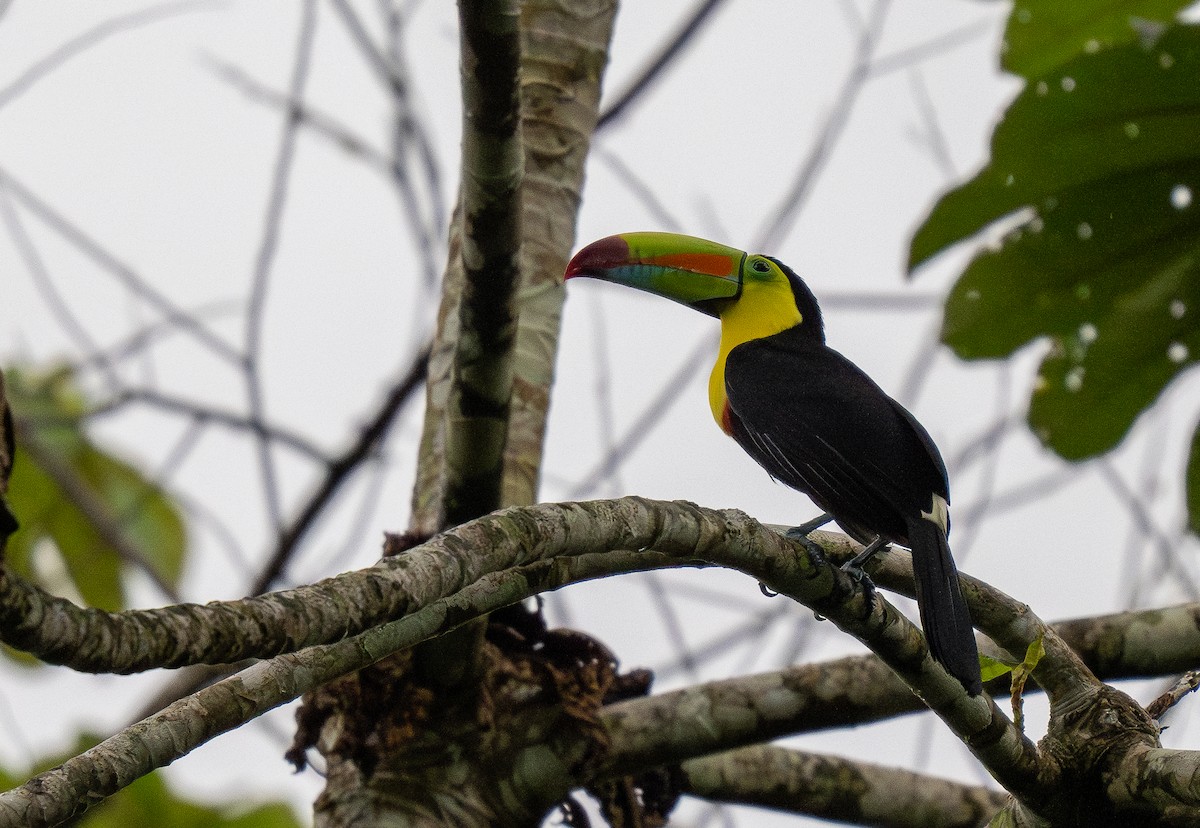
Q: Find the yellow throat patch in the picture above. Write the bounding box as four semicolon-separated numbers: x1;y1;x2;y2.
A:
708;259;804;432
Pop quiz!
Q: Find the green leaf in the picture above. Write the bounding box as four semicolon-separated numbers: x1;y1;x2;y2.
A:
79;772;302;828
1002;1;1191;79
1188;422;1200;534
912;24;1200;272
979;653;1015;683
3;366;187;613
910;24;1200;460
970;639;1045;731
1009;635;1046;732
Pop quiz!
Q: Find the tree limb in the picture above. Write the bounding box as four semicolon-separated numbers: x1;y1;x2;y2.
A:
5;497;1196;824
438;0;524;528
679;743;1008;828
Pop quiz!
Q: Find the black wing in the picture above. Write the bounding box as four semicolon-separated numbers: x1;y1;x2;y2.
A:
724;328;948;545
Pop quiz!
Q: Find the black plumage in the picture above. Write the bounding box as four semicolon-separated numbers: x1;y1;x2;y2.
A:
723;264;981;695
565;234;982;695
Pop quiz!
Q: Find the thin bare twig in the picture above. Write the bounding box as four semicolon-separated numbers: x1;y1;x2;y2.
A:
1148;670;1200;720
0;0;221;111
753;0;892;252
378;0;445;228
242;0;319;537
0;187;118;389
205;57;393;174
91;388;328;463
567;333;715;500
957;468;1078;526
657;603;794;682
868;17;996;78
249;343;429;594
329;0;446;305
0;165;242;365
1099;461;1200;602
328;0;403;92
593;148;686;233
76;300;241;373
906;68;957;178
171;490;254;582
206;46;445;314
643;571;702;682
596;0;730;130
943;366;1012;565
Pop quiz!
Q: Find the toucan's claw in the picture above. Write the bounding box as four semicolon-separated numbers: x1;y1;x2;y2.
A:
763;526;829;598
790;532;828;568
840;561;878;622
840;560;876;588
839;536;889;617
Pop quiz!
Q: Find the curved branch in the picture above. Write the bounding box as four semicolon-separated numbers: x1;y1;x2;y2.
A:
0;499;735;672
599;654;921;778
600;601;1200;776
0;498;1042;817
0;547;675;828
679;744;1008;827
30;495;1200;826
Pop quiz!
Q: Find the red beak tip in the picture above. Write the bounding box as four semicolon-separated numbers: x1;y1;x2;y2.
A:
564;235;631;280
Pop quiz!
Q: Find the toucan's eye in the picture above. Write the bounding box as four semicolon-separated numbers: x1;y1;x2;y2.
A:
751;258;771;273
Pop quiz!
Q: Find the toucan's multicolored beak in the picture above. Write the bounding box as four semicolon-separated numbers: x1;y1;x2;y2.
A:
565;232;745;318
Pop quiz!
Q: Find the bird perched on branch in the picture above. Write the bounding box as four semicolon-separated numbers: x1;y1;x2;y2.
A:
565;232;981;695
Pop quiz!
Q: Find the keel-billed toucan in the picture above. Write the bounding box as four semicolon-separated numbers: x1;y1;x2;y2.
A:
565;232;982;696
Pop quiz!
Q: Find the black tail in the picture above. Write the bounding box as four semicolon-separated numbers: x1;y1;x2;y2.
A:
906;517;981;695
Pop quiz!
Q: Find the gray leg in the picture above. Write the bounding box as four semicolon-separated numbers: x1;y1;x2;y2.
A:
785;513;833;540
843;535;889;578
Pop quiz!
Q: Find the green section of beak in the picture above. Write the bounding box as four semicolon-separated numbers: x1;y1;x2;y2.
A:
565;232;745;316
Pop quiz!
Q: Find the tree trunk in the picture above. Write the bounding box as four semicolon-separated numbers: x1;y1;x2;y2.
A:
311;3;618;825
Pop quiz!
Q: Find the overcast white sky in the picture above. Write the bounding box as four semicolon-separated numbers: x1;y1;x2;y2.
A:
2;2;1198;825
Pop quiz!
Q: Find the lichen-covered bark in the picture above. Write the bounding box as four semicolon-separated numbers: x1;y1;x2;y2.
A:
410;0;617;535
680;744;1008;828
500;0;616;510
444;0;523;527
378;3;619;818
5;497;1198;826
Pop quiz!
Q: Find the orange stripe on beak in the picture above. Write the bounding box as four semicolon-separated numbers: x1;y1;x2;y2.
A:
649;252;736;277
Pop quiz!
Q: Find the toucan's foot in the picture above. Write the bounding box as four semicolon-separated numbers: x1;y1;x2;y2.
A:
840;536;889;614
839;561;878;622
766;519;831;597
840;560;876;589
790;531;829;568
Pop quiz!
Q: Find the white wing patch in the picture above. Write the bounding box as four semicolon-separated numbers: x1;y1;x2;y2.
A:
921;493;950;532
